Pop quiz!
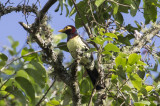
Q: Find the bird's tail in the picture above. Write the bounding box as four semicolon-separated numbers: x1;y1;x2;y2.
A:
85;67;105;90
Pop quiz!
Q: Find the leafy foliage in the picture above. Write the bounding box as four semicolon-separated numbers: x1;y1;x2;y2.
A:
1;0;160;106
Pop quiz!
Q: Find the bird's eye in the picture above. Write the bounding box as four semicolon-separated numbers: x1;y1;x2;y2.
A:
64;26;72;30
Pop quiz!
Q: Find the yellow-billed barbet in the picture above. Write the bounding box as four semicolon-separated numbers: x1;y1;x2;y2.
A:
59;25;104;90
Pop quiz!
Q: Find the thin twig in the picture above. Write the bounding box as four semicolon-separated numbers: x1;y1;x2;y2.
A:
0;92;11;100
71;0;98;50
36;79;56;106
0;78;10;90
88;0;106;28
88;88;96;106
71;0;91;36
32;0;57;33
0;50;42;72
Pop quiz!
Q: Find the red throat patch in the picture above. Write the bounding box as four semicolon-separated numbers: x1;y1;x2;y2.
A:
71;27;76;34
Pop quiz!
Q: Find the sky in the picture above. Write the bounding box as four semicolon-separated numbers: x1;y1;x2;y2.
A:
0;0;159;84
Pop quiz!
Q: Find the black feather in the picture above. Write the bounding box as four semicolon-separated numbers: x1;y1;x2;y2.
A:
85;67;105;90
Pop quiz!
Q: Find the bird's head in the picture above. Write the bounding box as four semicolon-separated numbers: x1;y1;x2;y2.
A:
58;25;78;41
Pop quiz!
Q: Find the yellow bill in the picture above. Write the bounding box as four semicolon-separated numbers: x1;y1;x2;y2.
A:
58;26;72;32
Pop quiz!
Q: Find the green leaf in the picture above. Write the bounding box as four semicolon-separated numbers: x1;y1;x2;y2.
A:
121;85;131;92
2;69;14;75
9;50;15;56
117;67;126;81
139;87;147;96
80;79;90;94
104;37;113;41
92;36;105;45
137;70;145;79
55;3;60;12
126;65;136;73
25;67;47;88
21;47;37;61
149;102;156;106
15;77;35;105
69;7;76;17
145;86;153;92
25;61;47;88
124;0;132;4
111;2;119;15
53;33;67;44
74;0;89;28
64;4;69;17
128;53;141;65
104;43;120;52
130;0;140;17
117;36;131;46
113;12;124;25
130;92;138;102
105;33;118;39
59;0;63;14
85;48;97;53
118;0;129;13
8;36;14;44
62;88;72;105
57;42;69;52
75;13;88;29
68;0;73;7
143;1;157;24
128;73;142;90
15;70;30;80
115;55;126;68
137;60;147;66
134;21;141;30
95;0;105;7
81;92;92;104
12;41;19;49
8;36;19;49
134;101;150;106
111;74;118;83
47;99;60;106
5;86;27;106
0;100;6;106
118;52;128;58
0;53;8;61
69;0;87;17
148;3;157;22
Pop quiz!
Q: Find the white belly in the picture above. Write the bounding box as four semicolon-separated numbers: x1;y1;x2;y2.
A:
67;36;94;69
67;36;87;58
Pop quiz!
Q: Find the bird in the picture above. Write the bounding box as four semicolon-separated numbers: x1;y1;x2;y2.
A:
58;25;104;90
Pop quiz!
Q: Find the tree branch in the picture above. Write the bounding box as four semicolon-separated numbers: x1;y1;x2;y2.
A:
128;23;160;53
36;78;56;106
19;2;82;106
32;0;57;31
0;3;38;17
69;56;81;106
88;88;96;106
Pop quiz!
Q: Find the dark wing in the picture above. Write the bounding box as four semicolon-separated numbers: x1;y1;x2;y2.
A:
79;36;94;61
79;36;90;50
